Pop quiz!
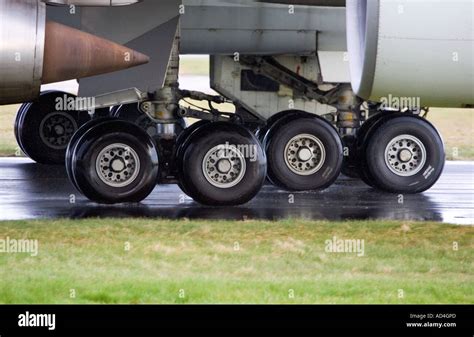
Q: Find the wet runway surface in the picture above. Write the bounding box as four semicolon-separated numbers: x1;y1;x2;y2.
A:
0;158;472;225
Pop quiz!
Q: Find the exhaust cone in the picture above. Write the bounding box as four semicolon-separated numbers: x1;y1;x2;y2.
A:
42;21;150;84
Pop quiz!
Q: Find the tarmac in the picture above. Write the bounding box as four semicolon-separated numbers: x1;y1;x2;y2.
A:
0;158;472;225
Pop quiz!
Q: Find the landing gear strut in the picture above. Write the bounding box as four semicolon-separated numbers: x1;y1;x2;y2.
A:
112;103;187;140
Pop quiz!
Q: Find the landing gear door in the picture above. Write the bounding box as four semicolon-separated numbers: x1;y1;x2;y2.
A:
79;0;181;97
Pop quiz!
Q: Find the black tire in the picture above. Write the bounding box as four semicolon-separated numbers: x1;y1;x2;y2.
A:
14;90;58;154
93;107;112;118
110;105;121;117
113;103;153;135
174;120;210;196
365;116;445;193
178;122;267;206
356;111;395;186
265;116;343;191
66;117;118;193
14;103;31;155
255;126;267;144
175;121;211;165
16;91;90;165
67;119;159;204
261;110;310;147
341;134;359;179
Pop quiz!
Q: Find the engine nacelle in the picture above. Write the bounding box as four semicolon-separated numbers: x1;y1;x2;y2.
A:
0;0;46;104
347;0;474;108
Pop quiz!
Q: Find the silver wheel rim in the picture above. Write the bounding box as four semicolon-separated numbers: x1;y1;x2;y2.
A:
202;145;246;189
95;143;141;188
39;112;77;150
384;135;426;177
284;134;326;176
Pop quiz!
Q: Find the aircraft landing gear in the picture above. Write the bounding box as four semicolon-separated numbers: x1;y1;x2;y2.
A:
177;122;267;206
14;91;90;165
360;115;445;193
263;112;343;191
66;119;159;204
66;117;267;206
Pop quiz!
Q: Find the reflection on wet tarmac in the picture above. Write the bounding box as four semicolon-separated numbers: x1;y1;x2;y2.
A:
0;159;472;225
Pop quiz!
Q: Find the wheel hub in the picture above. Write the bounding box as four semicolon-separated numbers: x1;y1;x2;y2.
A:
39;112;77;150
217;159;232;174
398;149;413;163
385;135;426;177
96;143;141;188
297;147;313;162
202;145;246;189
284;134;326;176
111;158;126;172
54;124;65;136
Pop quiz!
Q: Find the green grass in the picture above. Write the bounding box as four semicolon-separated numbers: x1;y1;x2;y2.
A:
0;105;21;157
0;219;472;304
427;108;474;160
